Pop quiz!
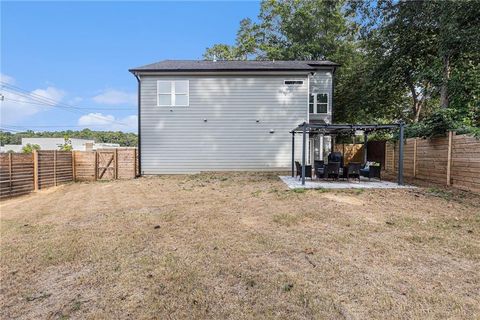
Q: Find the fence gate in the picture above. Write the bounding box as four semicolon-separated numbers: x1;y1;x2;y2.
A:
96;150;117;180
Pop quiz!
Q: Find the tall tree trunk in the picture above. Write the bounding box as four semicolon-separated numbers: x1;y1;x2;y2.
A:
407;80;422;122
440;53;450;108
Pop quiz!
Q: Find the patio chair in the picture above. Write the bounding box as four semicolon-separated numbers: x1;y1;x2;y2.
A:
314;160;325;179
346;162;361;181
326;162;340;180
295;161;312;180
360;162;382;180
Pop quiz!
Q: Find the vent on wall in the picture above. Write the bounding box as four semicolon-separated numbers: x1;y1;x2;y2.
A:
284;80;304;85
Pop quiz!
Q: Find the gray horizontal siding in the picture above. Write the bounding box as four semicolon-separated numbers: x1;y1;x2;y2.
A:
140;75;308;174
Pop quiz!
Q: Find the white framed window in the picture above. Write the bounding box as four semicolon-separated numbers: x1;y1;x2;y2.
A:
309;92;328;114
157;80;189;107
284;80;304;85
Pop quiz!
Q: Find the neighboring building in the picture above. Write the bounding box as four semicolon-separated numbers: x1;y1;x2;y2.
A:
1;144;23;153
1;138;96;152
21;138;95;151
89;142;121;151
130;60;339;174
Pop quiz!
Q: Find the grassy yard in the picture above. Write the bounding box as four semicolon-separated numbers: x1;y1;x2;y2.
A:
1;173;479;319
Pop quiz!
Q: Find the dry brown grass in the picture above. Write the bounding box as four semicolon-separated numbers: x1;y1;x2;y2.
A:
1;172;479;319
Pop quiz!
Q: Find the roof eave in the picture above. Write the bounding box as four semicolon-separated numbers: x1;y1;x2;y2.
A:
129;66;338;74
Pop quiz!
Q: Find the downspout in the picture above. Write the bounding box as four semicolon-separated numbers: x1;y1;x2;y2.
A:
134;73;142;176
331;66;336;123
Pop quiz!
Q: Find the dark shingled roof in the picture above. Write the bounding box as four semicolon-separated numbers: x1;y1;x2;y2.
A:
129;60;340;73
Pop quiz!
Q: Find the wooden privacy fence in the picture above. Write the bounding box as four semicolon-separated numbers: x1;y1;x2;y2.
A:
0;148;138;199
0;153;35;199
384;132;480;192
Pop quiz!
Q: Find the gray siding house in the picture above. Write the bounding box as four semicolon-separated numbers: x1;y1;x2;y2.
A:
129;60;339;174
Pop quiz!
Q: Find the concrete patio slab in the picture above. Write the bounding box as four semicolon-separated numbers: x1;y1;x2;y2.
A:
280;176;416;189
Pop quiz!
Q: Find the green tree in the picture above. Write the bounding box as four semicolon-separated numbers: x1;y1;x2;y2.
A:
0;129;138;147
204;44;238;61
204;0;479;129
357;0;480;123
59;138;73;151
22;143;40;154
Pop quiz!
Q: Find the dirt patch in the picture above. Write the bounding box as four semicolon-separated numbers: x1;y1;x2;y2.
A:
1;172;479;319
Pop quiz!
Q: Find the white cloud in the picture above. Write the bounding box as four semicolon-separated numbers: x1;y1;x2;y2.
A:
78;112;137;132
31;87;66;104
1;73;16;85
92;89;136;106
0;74;66;124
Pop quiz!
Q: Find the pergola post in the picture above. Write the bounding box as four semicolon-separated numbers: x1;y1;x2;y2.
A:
291;132;295;177
301;123;307;185
363;131;368;164
397;122;405;185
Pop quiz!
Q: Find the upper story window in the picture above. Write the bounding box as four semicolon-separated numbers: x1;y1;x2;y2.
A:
157;80;189;106
309;93;328;114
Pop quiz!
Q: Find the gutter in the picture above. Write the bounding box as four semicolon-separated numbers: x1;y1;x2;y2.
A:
133;72;141;177
127;66;340;73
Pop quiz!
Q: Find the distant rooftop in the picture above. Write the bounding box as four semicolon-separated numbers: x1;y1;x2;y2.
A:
129;60;340;73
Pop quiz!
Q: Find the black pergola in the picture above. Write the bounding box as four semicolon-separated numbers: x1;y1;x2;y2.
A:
291;122;405;186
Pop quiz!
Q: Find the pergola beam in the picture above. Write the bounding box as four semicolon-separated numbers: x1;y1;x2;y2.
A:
291;123;399;134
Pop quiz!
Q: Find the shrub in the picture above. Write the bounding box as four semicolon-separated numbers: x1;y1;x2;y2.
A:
22;143;40;154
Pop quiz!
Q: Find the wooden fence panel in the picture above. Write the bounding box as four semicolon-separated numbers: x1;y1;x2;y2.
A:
0;153;34;199
117;149;138;179
384;133;480;192
74;151;96;181
415;137;449;183
451;134;480;192
56;152;73;185
37;151;73;189
402;139;415;178
385;142;395;172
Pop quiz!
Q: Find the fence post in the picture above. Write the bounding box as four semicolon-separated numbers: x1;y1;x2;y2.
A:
72;151;76;182
94;151;98;181
133;148;137;177
114;148;118;180
392;142;396;172
8;153;13;194
413;138;417;178
53;150;57;186
33;150;39;191
446;131;454;186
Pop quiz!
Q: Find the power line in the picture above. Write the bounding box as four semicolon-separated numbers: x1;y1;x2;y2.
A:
1;81;135;111
0;81;133;126
2;97;134;111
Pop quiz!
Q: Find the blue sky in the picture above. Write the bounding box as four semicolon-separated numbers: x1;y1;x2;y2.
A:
1;1;259;132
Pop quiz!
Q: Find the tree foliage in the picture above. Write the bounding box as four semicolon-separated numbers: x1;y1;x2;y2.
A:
204;0;480;134
0;129;138;147
21;143;40;154
59;138;73;151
